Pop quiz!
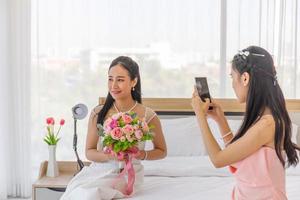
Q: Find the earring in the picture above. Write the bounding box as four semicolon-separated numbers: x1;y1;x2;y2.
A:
132;87;135;91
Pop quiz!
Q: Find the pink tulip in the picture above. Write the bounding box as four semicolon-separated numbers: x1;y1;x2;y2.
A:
60;119;65;126
46;117;55;125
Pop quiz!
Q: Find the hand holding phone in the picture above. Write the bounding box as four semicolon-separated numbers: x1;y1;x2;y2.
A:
195;77;213;110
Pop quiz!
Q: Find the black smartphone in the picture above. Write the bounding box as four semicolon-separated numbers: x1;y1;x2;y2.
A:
195;77;213;110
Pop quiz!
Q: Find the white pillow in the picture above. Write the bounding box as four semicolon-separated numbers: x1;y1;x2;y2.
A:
145;117;204;156
145;116;299;157
143;156;231;177
145;117;234;156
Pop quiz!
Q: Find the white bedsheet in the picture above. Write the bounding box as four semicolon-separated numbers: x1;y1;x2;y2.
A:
122;156;300;200
124;176;300;200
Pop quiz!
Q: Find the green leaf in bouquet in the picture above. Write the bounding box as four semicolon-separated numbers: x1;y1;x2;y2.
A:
103;135;114;146
113;142;122;153
129;112;137;119
120;141;128;151
128;140;137;148
141;133;153;141
118;119;125;127
132;117;138;124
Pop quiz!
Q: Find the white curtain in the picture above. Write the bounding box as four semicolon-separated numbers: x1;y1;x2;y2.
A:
29;0;299;193
0;0;31;198
30;0;220;181
226;0;300;98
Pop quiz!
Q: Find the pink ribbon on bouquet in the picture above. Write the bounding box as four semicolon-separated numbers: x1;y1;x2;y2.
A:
111;147;139;196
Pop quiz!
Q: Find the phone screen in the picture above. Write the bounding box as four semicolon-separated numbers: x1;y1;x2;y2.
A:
195;77;213;110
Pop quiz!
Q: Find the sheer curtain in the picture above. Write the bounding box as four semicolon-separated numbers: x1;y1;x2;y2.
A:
0;0;31;198
30;0;220;181
0;0;9;198
30;0;299;190
226;0;300;98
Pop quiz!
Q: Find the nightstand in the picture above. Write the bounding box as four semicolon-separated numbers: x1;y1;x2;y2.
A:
32;161;90;200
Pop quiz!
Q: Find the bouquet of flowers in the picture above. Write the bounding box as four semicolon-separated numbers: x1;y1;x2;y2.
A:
43;117;65;145
98;111;153;195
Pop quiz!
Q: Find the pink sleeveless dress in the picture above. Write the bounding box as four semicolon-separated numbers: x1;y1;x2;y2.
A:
229;147;287;200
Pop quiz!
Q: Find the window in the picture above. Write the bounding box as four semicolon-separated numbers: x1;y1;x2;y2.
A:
31;0;299;180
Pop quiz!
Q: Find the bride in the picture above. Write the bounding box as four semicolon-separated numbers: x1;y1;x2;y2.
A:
60;56;167;200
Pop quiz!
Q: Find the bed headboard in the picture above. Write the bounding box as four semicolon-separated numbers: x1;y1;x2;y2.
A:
99;97;300;115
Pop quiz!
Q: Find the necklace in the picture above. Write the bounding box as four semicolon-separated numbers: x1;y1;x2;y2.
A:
113;101;138;113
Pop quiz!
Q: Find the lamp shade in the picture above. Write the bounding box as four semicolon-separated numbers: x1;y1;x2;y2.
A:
72;103;88;120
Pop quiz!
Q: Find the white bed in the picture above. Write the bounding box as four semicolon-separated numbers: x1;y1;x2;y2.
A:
97;98;300;199
124;156;300;200
128;114;300;199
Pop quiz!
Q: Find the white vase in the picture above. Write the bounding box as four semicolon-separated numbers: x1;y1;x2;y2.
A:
46;145;59;177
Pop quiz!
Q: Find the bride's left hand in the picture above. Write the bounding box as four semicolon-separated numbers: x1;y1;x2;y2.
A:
191;86;210;117
135;150;146;160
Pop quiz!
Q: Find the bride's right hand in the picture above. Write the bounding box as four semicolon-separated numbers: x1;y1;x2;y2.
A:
106;153;127;161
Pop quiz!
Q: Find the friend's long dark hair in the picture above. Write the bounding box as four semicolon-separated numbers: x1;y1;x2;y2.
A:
97;56;142;125
230;46;300;167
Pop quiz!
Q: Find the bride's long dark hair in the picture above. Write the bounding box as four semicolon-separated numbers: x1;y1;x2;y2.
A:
230;46;300;167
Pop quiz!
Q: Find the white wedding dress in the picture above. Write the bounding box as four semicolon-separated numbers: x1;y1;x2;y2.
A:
60;107;156;200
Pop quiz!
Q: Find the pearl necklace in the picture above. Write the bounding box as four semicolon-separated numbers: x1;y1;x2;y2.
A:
113;101;138;113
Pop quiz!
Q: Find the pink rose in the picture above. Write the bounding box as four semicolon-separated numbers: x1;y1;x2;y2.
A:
134;130;143;140
120;136;126;142
110;119;118;129
123;124;134;135
104;126;112;133
133;125;139;131
126;133;134;142
103;118;113;132
111;127;122;140
122;114;133;124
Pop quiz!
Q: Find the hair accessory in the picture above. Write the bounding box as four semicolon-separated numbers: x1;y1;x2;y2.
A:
238;50;266;60
252;53;265;57
238;50;250;60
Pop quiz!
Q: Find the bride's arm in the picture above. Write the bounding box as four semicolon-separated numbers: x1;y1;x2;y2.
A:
85;109;113;162
136;116;167;160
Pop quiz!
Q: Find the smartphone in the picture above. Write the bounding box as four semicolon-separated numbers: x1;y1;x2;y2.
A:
195;77;213;110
